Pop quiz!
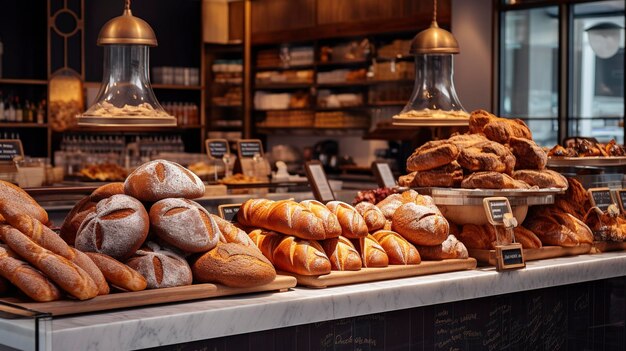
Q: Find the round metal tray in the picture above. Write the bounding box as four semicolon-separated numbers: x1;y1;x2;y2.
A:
414;187;564;206
547;156;626;167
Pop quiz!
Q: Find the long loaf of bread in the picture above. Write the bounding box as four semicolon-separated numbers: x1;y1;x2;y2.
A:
84;252;147;292
300;200;342;238
0;245;62;302
238;199;326;240
320;236;362;271
371;230;420;265
0;204;109;295
326;201;369;239
2;227;99;300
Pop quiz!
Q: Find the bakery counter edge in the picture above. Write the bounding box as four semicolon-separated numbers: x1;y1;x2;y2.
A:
2;251;624;351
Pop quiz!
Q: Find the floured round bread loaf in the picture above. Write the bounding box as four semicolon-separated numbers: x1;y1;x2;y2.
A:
191;242;276;288
76;194;149;260
126;241;192;289
150;198;220;253
124;160;205;202
0;180;48;224
391;202;449;246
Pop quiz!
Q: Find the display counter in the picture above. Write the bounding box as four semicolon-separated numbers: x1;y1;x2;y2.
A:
2;251;626;350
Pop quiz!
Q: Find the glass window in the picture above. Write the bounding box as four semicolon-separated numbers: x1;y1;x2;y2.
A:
500;7;559;146
569;0;625;143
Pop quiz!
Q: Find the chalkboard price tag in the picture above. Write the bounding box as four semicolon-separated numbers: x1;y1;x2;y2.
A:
371;161;396;188
495;244;526;271
588;188;614;212
205;139;230;160
218;204;242;223
0;139;24;163
483;197;513;226
237;139;264;159
616;189;626;215
305;161;335;203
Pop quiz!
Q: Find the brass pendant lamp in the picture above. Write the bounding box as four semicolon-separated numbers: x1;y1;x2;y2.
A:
77;0;176;127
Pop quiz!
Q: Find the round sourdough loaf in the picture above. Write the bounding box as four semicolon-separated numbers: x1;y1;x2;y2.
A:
75;194;149;260
149;198;220;253
191;242;276;288
126;241;192;289
124;160;205;202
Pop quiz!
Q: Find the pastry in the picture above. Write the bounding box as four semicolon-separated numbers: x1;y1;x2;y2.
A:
124;159;205;202
371;230;420;265
126;242;193;289
461;171;531;189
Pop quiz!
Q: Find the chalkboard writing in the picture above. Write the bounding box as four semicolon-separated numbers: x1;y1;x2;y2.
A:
372;162;396;188
483;197;512;226
218;204;241;223
305;161;335;203
616;190;626;214
495;244;525;271
0;139;23;163
502;248;523;265
237;139;263;159
588;188;614;211
206;139;229;159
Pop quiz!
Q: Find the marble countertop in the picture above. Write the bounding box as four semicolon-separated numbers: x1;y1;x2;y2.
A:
3;251;626;350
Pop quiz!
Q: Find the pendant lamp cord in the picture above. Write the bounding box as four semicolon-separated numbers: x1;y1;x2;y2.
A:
433;0;437;23
125;0;131;11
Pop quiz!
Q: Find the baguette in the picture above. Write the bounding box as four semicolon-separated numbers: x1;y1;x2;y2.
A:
371;230;420;265
0;180;48;225
84;252;147;292
249;229;331;276
354;202;386;232
238;199;326;240
0;205;109;295
0;245;62;301
352;234;389;268
300;200;342;238
326;201;369;239
320;236;362;271
2;227;99;300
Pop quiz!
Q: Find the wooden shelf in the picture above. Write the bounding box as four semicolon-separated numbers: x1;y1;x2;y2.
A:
256;126;367;136
254;108;313;112
368;101;406;107
0;122;48;128
152;84;204;90
254;83;312;90
0;78;48;85
255;64;314;71
65;125;203;133
316;60;369;68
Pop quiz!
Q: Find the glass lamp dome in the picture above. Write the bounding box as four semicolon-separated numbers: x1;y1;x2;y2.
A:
77;0;175;127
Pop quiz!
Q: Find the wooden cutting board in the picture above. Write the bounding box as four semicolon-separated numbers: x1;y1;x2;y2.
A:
468;244;592;266
283;258;477;289
592;241;626;253
0;275;296;316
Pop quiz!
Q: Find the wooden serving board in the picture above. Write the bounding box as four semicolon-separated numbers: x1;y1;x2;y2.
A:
591;241;626;253
0;275;296;316
283;259;477;289
468;244;592;266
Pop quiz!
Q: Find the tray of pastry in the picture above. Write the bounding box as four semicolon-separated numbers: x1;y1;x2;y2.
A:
468;244;592;266
414;187;565;206
282;258;477;289
547;156;626;167
0;275;296;316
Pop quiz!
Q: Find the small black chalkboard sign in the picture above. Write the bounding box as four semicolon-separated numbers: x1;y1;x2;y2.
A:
218;204;242;223
371;161;396;188
205;139;229;160
305;161;335;203
483;197;512;225
495;245;525;270
588;188;614;212
616;190;626;215
0;139;24;163
237;139;263;159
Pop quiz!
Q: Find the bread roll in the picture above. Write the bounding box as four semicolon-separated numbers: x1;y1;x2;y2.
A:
0;245;62;302
0;206;109;295
90;182;125;202
300;200;342;238
321;236;362;271
0;180;48;225
513;226;542;249
2;227;99;300
408;162;464;188
124;159;205;202
376;194;404;220
457;140;516;175
371;230;420;265
391;202;449;246
354;201;386;232
524;211;580;247
509;137;547;170
326;201;369;239
249;230;331;276
212;215;255;247
406;140;459;172
461;171;531;190
352;234;388;267
457;224;496;250
191;243;276;287
84;252;147;292
416;235;468;260
149;198;220;253
126;242;193;289
238;199;326;240
513;169;568;189
76;194;149;261
469;110;532;143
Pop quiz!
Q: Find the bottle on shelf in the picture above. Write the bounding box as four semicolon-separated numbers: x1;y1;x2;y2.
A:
0;91;4;122
7;95;15;122
36;99;45;124
15;96;22;122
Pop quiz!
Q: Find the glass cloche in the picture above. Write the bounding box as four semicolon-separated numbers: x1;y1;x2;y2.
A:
393;11;469;126
77;1;175;127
